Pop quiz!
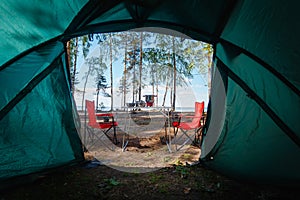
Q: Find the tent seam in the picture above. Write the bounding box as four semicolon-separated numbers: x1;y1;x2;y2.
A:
63;19;215;44
0;52;64;121
213;0;239;40
217;58;300;148
63;0;123;41
0;36;63;72
220;39;300;98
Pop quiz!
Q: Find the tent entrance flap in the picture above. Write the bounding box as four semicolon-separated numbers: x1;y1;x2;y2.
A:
200;41;300;185
0;41;83;182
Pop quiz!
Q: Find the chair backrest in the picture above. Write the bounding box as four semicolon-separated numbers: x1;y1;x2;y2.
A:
190;101;205;127
85;100;98;127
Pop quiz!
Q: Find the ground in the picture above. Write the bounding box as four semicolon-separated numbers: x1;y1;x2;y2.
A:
1;110;299;199
1;160;299;200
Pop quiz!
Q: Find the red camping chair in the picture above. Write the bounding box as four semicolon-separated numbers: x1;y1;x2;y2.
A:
172;101;205;151
85;100;118;151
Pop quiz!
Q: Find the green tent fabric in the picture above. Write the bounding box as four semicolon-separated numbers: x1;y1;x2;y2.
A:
200;1;300;185
0;41;84;183
1;0;300;186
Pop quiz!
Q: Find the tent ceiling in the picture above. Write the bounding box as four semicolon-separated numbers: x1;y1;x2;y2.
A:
64;0;237;42
0;0;238;67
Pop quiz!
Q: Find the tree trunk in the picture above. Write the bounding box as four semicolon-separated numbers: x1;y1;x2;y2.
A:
172;36;176;111
207;53;212;97
162;65;170;107
152;73;155;96
72;37;79;95
156;83;159;107
155;64;158;107
96;90;100;111
170;87;173;107
138;32;143;101
132;49;136;104
162;82;169;107
81;64;91;111
109;33;113;111
123;33;128;108
66;41;71;69
152;62;156;96
66;41;72;90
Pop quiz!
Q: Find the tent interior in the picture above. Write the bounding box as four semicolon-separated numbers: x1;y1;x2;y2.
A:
1;0;300;187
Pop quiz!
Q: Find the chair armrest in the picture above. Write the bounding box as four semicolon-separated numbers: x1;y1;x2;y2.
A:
96;113;114;117
96;113;115;123
171;114;203;127
171;113;181;127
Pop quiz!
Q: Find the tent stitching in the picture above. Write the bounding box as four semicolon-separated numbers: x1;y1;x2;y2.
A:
65;19;215;44
124;0;161;26
125;0;162;23
213;0;239;40
220;39;300;98
63;43;72;88
64;0;123;40
217;58;300;148
125;1;139;22
0;52;64;121
0;36;62;71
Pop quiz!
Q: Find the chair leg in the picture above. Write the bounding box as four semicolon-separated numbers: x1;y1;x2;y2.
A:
85;126;97;149
196;127;204;147
85;126;115;151
112;125;118;144
94;131;115;151
122;134;129;152
174;129;197;151
172;126;179;146
102;126;118;145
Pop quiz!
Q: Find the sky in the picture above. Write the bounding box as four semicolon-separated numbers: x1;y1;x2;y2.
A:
73;32;209;111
